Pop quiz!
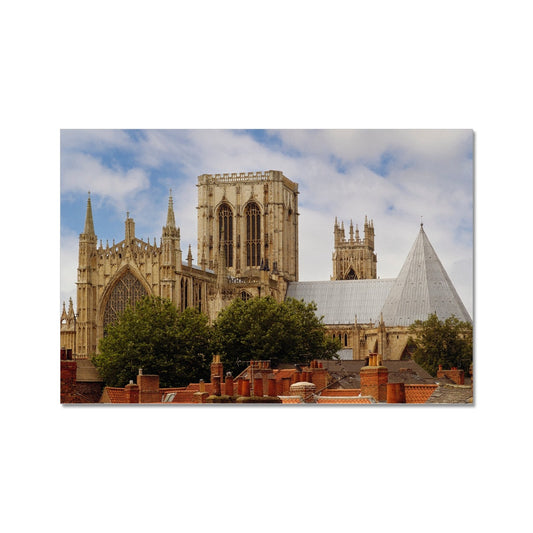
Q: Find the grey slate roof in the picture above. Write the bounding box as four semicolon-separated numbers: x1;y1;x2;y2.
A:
380;225;472;326
286;278;395;325
425;383;474;404
317;359;435;389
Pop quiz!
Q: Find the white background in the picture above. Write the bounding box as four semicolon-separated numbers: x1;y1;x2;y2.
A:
1;1;530;532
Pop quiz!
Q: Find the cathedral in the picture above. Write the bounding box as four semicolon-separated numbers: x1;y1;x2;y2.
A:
61;169;471;362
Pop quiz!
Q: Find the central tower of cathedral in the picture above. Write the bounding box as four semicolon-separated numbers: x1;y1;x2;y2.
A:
197;170;299;284
332;216;377;280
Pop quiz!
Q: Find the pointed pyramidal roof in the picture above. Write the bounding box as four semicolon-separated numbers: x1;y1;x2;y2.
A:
380;224;471;326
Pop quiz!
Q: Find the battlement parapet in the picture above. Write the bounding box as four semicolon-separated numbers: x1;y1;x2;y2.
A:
198;171;298;191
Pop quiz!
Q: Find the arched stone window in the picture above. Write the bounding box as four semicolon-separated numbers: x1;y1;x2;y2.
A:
245;202;261;267
345;268;357;280
103;271;147;332
218;203;234;267
241;290;252;302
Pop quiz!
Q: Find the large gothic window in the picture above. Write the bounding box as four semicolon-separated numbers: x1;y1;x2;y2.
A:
218;203;234;267
245;202;261;267
103;271;147;332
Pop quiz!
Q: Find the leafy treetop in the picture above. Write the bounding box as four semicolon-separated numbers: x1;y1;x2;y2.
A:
408;313;473;377
93;296;212;387
212;296;340;376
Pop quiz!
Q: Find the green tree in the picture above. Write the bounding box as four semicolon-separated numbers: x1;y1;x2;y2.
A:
408;313;473;376
93;296;212;387
212;296;340;375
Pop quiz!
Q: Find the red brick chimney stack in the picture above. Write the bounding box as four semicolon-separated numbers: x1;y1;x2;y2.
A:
137;369;161;403
125;380;140;403
211;355;223;383
360;353;388;402
386;383;406;403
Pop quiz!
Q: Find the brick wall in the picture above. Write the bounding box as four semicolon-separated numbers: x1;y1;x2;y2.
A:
60;360;78;403
61;359;103;403
437;368;465;385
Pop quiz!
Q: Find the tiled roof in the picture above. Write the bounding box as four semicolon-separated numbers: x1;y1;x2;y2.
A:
316;397;374;404
404;384;438;404
381;225;472;326
101;387;127;403
280;396;303;404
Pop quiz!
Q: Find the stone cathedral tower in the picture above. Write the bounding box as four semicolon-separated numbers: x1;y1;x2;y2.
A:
197;170;299;295
332;216;377;280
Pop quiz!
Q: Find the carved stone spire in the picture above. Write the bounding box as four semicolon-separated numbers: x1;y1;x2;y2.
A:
67;297;75;318
166;190;176;228
187;244;193;267
83;192;95;236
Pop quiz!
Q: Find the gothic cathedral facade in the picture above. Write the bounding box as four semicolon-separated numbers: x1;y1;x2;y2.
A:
61;170;299;358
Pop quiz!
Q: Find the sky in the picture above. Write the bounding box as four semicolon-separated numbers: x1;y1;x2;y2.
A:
60;129;473;316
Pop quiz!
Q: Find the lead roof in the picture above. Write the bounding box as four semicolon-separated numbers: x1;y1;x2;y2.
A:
286;225;471;327
380;225;472;326
286;278;395;325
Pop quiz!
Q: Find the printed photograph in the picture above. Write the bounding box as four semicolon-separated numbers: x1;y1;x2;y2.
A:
60;129;473;405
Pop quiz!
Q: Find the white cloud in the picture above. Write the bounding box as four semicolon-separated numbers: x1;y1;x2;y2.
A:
60;129;473;317
61;152;150;212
